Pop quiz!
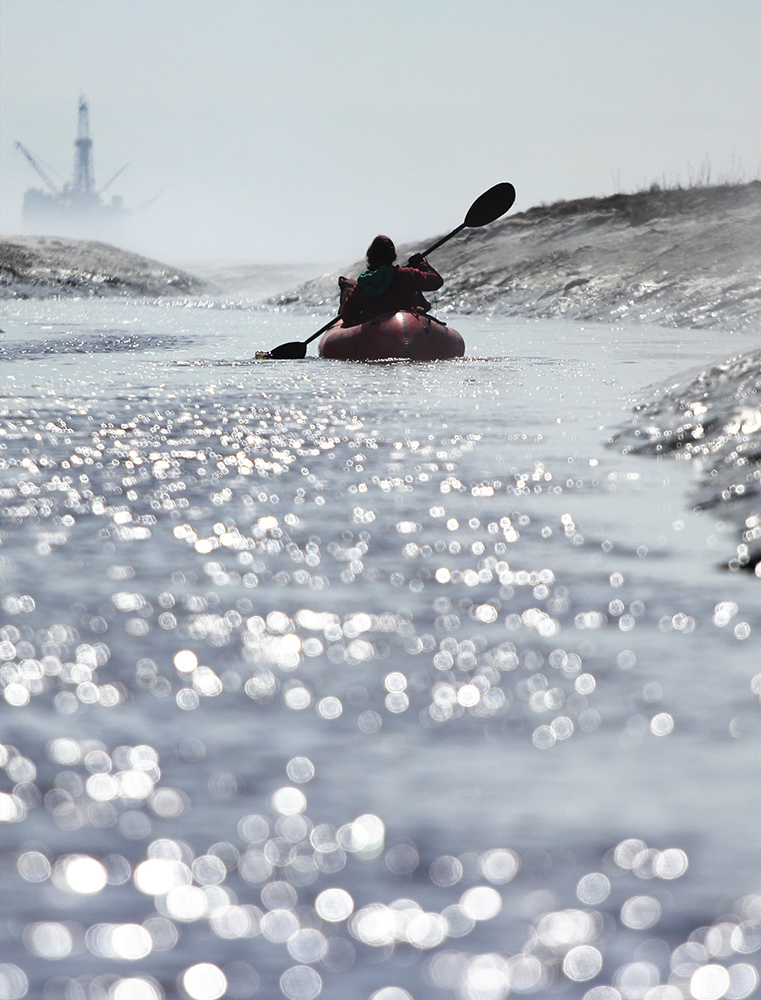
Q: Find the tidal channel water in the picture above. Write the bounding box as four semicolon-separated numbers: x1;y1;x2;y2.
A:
1;299;759;1000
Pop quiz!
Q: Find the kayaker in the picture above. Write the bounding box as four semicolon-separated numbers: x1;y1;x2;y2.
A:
339;235;444;326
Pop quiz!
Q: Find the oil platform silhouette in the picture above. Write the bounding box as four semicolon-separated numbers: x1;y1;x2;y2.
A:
16;96;129;239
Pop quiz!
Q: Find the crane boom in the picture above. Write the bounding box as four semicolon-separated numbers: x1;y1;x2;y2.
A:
98;164;129;196
15;141;60;195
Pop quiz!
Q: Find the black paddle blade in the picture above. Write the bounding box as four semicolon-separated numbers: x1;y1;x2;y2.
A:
464;182;516;228
260;341;308;360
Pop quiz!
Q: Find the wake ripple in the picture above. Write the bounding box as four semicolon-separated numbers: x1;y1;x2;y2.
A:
0;331;192;362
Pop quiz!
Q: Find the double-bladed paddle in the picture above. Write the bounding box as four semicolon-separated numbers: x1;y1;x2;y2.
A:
259;181;516;360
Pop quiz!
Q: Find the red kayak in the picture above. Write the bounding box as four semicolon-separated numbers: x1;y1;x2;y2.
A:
318;310;465;361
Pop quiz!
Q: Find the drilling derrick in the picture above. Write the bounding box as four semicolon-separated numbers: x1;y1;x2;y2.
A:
73;96;95;195
16;96;129;239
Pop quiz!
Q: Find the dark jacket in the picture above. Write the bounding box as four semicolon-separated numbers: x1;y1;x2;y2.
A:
339;261;443;326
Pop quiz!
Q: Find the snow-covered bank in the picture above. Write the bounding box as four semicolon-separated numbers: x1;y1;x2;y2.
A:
613;346;761;574
0;235;206;299
273;181;761;334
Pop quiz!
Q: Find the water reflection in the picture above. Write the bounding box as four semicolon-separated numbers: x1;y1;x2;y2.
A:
7;727;760;1000
1;317;760;999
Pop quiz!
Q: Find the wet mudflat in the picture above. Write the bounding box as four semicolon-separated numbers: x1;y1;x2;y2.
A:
1;299;759;1000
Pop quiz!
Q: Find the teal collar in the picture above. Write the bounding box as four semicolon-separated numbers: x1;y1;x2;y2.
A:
357;264;396;296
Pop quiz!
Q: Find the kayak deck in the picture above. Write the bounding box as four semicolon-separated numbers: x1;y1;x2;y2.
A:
319;310;464;361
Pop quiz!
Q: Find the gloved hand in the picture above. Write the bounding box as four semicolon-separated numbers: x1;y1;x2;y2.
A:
407;253;426;267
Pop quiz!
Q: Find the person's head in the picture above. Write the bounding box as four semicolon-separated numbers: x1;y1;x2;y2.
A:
366;235;396;271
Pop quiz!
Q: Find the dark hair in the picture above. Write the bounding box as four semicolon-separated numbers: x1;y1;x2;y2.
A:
366;235;396;271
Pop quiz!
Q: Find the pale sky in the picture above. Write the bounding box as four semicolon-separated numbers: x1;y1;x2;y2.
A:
1;0;760;265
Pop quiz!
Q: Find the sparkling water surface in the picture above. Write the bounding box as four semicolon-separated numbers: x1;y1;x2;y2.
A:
1;299;759;1000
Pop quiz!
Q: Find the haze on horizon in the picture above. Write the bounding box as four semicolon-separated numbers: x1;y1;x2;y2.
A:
1;0;759;267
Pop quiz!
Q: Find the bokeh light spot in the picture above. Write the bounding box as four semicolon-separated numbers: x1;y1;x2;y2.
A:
690;964;731;1000
620;895;662;930
315;888;354;922
134;858;178;895
112;923;153;960
286;757;315;783
650;713;675;736
577;873;611;904
18;851;51;882
24;921;73;959
460;886;503;921
480;849;519;884
111;978;163;1000
182;963;227;1000
174;650;198;673
279;965;322;1000
564;945;603;981
64;855;107;893
0;963;28;999
287;928;328;963
725;963;759;1000
654;848;689;879
271;786;307;816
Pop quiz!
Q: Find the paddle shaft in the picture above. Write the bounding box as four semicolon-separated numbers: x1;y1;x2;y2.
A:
303;315;341;347
414;222;466;260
